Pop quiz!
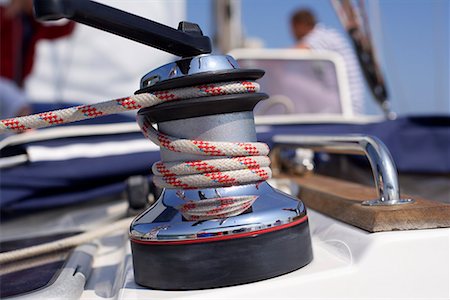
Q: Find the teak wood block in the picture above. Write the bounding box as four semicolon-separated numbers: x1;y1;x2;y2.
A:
283;174;450;232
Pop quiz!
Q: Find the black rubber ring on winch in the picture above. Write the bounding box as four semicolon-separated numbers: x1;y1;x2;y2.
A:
139;93;268;123
131;219;313;290
135;69;267;123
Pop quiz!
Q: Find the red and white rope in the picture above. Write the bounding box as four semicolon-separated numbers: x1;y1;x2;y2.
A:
0;81;257;133
179;195;258;221
0;81;271;221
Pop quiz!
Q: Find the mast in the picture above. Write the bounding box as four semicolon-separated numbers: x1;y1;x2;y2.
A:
213;0;243;53
331;0;395;119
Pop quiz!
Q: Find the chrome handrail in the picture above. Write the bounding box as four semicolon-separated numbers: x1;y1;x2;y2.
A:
273;135;414;206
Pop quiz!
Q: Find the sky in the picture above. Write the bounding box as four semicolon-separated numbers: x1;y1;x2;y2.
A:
187;0;449;116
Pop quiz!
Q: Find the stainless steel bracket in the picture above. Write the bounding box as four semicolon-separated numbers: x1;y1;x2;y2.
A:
273;135;414;206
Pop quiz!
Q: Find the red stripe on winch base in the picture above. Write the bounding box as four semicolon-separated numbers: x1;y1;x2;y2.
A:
130;215;308;245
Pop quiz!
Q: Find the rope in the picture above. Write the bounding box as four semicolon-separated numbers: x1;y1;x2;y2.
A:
0;217;133;264
0;80;271;221
179;195;258;221
0;81;257;133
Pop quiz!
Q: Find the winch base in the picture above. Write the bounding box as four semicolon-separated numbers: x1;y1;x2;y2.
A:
131;218;312;290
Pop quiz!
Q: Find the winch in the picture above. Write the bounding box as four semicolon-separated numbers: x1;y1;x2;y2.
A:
5;0;313;290
130;55;312;289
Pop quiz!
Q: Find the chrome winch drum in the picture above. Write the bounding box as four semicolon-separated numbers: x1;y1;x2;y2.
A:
129;55;313;290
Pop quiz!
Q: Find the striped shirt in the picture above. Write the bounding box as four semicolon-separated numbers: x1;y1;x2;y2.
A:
302;24;365;114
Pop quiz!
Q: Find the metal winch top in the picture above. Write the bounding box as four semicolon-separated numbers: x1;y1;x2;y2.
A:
140;54;241;88
136;54;267;123
33;0;313;291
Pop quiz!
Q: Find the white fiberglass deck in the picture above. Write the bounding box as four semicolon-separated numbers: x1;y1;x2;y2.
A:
79;209;449;299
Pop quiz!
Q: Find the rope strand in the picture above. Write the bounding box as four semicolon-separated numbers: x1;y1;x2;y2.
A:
0;81;271;221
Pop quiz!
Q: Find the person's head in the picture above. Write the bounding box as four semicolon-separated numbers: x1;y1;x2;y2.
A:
291;9;316;41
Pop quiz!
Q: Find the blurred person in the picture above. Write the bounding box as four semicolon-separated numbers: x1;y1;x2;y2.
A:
0;0;75;119
291;8;365;114
1;0;75;86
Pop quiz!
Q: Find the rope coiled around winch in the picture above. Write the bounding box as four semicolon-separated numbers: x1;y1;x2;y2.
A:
0;81;271;220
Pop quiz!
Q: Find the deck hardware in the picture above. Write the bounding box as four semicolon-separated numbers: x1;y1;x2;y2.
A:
273;135;414;206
